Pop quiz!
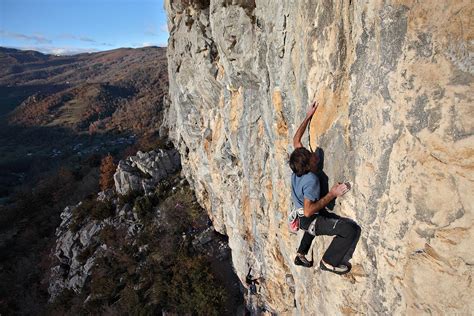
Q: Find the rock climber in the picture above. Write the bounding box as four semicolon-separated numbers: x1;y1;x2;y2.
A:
289;100;361;274
245;267;260;295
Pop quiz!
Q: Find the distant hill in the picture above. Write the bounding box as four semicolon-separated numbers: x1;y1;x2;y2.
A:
0;46;169;202
0;46;168;134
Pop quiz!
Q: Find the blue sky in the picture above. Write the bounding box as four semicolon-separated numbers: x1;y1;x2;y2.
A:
0;0;168;55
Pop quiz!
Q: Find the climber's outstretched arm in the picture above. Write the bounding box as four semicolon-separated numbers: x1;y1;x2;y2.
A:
293;101;319;149
303;182;349;217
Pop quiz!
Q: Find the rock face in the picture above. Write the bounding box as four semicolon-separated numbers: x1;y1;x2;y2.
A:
165;0;473;314
114;148;181;195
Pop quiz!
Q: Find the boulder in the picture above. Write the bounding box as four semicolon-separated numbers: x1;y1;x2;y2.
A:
114;148;181;195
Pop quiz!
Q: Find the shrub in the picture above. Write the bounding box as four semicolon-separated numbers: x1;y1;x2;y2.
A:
70;200;94;232
133;195;153;220
89;269;116;302
117;190;140;207
69;198;114;231
77;244;97;264
159;186;202;234
69;220;81;233
147;266;169;307
168;254;226;315
49;288;75;311
117;286;141;310
90;200;115;220
155;179;171;198
98;224;116;245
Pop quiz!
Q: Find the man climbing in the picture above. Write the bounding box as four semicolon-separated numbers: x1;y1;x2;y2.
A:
245;267;260;295
289;101;361;274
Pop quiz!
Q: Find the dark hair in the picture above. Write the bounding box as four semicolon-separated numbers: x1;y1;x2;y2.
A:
289;147;312;176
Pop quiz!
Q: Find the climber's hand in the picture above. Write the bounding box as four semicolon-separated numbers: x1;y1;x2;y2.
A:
306;100;319;118
330;182;350;197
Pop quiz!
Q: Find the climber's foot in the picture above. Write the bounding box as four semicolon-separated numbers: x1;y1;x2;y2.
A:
294;254;313;268
320;259;350;275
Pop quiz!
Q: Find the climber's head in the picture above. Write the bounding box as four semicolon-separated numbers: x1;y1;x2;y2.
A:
289;147;320;176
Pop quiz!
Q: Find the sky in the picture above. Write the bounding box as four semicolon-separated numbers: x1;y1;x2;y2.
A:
0;0;169;55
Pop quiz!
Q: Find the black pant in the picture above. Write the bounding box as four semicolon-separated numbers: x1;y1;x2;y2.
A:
297;211;361;267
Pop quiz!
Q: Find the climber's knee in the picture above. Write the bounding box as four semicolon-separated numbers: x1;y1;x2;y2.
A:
351;221;361;234
338;219;360;238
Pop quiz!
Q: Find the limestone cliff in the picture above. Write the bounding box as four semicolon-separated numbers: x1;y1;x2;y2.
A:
164;0;473;314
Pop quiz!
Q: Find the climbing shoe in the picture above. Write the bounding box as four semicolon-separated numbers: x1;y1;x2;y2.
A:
319;260;350;275
294;254;313;268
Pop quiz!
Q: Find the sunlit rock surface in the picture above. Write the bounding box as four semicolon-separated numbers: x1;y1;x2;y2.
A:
164;0;473;314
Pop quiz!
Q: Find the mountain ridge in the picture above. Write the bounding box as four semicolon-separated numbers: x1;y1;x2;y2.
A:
1;46;168;135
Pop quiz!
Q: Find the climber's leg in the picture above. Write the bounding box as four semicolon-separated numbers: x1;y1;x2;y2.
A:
294;231;315;267
297;231;315;255
315;215;360;267
341;219;361;264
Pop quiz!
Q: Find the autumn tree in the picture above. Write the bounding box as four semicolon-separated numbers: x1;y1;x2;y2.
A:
99;154;117;191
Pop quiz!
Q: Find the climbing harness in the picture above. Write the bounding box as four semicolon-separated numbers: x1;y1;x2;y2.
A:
288;207;304;233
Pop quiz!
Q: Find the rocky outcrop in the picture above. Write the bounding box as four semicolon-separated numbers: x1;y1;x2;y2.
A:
114;148;181;195
48;148;233;306
165;0;473;314
49;149;173;300
48;202;138;301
